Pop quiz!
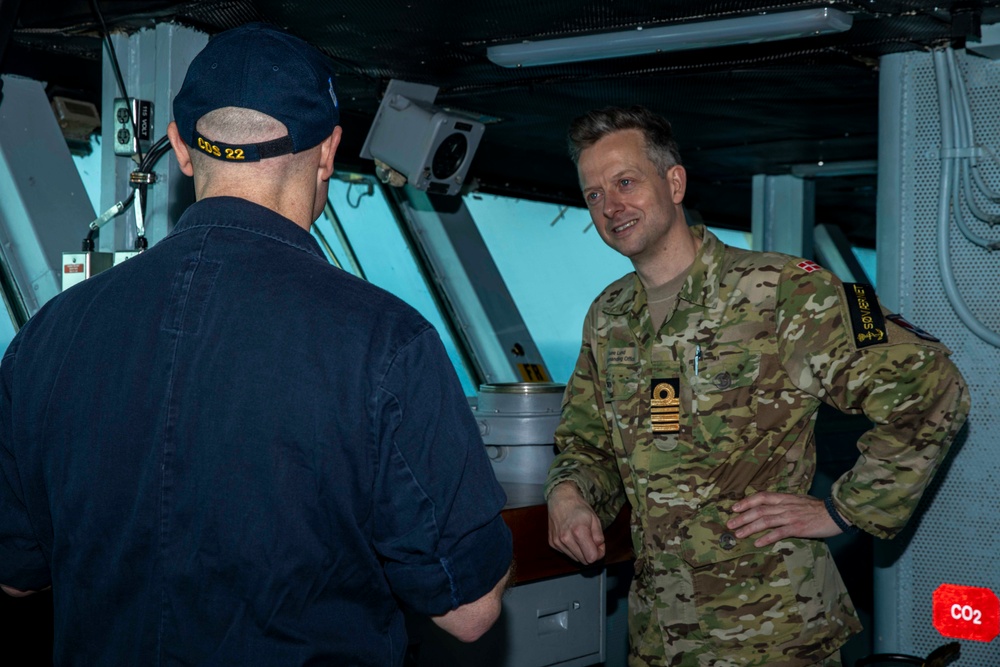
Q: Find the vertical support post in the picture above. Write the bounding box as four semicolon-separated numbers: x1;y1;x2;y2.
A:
394;187;551;385
751;173;815;257
875;53;906;315
99;24;206;251
0;75;96;317
814;223;872;284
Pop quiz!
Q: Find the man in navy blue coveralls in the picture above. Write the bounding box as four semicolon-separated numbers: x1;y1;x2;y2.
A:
0;23;512;665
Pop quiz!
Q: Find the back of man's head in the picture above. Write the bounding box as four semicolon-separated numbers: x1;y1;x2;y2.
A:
173;22;340;167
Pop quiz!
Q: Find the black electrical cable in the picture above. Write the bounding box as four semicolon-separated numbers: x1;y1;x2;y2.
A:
83;0;169;250
139;134;171;172
84;188;134;249
82;134;171;250
132;135;173;248
88;0;145;165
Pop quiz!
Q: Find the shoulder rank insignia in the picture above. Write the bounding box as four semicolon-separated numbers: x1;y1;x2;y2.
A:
887;313;940;342
844;283;888;348
651;378;680;433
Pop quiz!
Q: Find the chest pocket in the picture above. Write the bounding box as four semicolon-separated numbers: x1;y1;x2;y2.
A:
689;347;760;451
605;366;638;401
604;360;689;461
603;366;639;453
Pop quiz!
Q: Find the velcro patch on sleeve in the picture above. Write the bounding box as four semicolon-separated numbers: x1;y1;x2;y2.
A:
844;283;888;348
887;313;940;342
797;260;822;273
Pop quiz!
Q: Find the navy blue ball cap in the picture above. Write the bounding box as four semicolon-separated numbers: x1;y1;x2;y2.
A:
173;22;340;162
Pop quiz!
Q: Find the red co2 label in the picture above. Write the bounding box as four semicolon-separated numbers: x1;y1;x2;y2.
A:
933;584;1000;643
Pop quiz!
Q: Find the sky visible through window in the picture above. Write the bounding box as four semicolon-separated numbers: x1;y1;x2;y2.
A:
465;194;755;383
315;177;480;395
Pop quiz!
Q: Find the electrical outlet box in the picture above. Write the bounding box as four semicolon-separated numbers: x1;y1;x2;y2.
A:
62;251;113;291
114;251;141;265
112;98;153;157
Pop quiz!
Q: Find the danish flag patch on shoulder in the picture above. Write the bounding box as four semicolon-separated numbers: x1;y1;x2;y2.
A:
797;260;822;274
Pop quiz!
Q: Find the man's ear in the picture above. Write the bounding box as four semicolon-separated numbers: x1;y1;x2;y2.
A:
166;121;194;177
318;126;343;182
667;165;687;204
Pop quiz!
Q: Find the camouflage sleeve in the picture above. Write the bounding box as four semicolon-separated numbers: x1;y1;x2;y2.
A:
544;306;626;528
775;261;970;539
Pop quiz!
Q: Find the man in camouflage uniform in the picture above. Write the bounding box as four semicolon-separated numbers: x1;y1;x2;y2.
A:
545;106;970;667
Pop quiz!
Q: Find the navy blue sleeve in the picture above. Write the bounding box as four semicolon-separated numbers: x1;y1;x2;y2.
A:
372;327;512;617
0;335;51;592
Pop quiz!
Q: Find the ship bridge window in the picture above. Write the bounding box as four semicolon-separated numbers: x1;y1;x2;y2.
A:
464;193;752;383
59;142;819;398
316;173;477;395
0;289;17;352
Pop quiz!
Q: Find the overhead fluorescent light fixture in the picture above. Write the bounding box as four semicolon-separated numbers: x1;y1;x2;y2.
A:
487;7;853;68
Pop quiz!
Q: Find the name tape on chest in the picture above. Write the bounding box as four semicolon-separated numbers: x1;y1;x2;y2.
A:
607;347;638;366
650;378;680;433
844;283;888;348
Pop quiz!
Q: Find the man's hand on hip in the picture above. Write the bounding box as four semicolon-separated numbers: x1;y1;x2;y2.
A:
727;492;848;547
547;482;606;564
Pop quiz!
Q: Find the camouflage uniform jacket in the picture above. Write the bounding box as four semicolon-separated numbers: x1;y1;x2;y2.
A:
545;226;970;666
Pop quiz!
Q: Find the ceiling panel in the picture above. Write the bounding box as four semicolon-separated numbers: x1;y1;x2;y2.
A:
4;0;1000;246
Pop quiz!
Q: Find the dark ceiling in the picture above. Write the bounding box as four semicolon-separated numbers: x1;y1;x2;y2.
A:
4;0;1000;247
